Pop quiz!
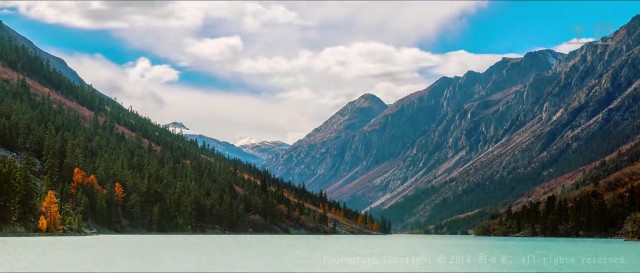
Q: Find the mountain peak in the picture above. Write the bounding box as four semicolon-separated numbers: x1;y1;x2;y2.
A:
164;122;189;130
258;140;289;146
523;49;566;65
297;93;388;144
356;92;382;101
351;93;387;109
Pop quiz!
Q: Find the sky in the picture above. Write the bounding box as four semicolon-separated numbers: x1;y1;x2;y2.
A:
0;1;638;145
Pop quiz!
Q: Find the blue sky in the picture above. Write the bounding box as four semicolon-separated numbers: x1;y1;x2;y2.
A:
0;11;240;90
429;1;640;54
0;2;638;144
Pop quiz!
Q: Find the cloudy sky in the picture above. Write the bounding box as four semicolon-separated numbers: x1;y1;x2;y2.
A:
0;2;638;144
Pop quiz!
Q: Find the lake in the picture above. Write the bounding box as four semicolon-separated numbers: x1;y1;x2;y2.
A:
1;235;638;272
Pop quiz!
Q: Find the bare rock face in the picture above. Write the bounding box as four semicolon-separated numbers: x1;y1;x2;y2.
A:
266;15;640;230
264;93;388;190
240;141;290;163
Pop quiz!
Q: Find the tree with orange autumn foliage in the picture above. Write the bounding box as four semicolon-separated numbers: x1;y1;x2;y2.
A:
114;182;126;206
373;221;380;233
357;213;364;226
70;167;105;209
70;167;86;195
71;167;103;194
40;190;62;233
85;174;102;192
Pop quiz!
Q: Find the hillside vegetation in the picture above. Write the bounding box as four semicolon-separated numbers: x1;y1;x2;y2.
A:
0;27;389;235
475;140;640;239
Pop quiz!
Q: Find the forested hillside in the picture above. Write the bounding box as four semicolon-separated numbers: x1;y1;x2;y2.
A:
474;140;640;239
0;23;389;234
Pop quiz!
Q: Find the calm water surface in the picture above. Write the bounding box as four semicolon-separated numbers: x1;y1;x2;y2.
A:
1;235;638;272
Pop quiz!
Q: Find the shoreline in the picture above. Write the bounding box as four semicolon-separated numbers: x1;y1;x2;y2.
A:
2;232;637;241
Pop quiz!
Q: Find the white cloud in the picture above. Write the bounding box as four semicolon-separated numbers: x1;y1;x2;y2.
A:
59;46;517;145
0;2;312;31
231;42;517;103
182;36;244;64
0;1;211;29
124;57;180;83
1;1;487;55
241;2;313;31
552;38;595;54
0;8;15;14
431;50;521;77
60;53;328;145
5;1;523;144
236;135;258;146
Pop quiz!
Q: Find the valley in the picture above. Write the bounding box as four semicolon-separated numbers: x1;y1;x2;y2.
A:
0;21;386;235
264;15;640;236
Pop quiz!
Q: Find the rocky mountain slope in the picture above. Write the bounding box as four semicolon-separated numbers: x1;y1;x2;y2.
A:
240;141;290;163
265;93;388;191
266;15;640;231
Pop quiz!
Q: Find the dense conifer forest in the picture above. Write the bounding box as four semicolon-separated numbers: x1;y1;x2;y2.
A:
0;35;390;234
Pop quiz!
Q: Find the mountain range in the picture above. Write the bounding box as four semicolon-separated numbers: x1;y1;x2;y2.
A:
164;122;290;166
265;15;640;231
2;13;640;235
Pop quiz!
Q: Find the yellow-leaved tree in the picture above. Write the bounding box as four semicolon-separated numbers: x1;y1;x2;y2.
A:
40;190;62;233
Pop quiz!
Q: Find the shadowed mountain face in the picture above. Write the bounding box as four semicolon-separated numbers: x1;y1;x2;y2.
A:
266;15;640;230
265;93;388;190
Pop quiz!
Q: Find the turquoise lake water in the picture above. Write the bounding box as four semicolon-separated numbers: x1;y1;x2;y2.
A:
1;235;638;272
